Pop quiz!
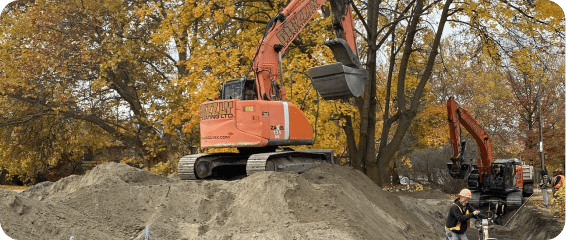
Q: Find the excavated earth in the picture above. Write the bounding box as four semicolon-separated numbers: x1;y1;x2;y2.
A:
0;162;563;240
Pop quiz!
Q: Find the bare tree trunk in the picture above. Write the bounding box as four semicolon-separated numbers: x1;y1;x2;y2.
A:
373;0;453;186
343;114;359;168
363;0;380;182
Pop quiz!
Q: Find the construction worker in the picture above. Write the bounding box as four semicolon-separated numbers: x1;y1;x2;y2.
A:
445;188;484;240
552;168;564;195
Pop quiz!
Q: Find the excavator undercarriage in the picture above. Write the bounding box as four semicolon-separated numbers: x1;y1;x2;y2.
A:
178;150;333;180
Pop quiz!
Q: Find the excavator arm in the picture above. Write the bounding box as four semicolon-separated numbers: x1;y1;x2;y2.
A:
446;97;493;179
252;0;366;101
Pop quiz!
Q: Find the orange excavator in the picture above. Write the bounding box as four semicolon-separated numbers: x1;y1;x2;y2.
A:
178;0;367;179
446;97;534;210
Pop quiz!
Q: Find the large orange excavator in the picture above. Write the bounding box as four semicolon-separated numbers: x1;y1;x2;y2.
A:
446;97;534;209
178;0;367;180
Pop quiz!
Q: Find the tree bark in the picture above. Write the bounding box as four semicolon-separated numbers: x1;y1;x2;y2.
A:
373;0;453;186
362;0;380;182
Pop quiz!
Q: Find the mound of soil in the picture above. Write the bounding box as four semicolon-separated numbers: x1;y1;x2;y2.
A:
476;206;564;240
0;162;563;240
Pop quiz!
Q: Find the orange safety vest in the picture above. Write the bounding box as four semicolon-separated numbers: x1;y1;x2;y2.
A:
554;175;564;189
445;203;470;231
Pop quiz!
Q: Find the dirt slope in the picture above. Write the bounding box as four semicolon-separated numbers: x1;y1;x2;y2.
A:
0;162;563;240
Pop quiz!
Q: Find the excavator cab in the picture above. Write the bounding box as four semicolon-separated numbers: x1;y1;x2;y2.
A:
485;160;519;193
221;78;257;100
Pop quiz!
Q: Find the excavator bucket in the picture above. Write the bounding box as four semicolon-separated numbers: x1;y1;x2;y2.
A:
308;63;367;100
308;38;367;100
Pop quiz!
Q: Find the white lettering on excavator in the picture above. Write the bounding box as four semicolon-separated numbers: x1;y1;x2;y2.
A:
276;0;320;48
273;128;282;139
201;136;230;140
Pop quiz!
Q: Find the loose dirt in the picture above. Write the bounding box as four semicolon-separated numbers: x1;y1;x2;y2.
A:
0;162;563;239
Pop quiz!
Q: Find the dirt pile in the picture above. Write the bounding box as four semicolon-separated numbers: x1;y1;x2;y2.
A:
0;162;563;240
478;205;564;240
1;162;447;240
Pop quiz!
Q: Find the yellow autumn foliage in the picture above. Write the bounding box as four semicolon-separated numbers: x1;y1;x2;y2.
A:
552;187;565;218
0;0;562;184
148;161;172;177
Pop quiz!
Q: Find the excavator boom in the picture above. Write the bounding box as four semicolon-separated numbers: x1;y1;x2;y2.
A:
446;97;493;177
253;0;366;101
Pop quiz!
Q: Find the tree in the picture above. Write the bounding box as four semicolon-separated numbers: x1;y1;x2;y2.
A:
447;0;564;169
338;0;455;186
0;0;180;182
405;144;473;193
1;0;562;186
431;38;521;159
349;1;564;185
429;0;564;172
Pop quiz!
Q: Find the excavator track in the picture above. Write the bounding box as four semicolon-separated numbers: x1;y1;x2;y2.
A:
178;150;330;180
506;190;523;208
246;151;328;176
178;153;210;180
469;190;523;209
178;153;249;180
470;191;481;208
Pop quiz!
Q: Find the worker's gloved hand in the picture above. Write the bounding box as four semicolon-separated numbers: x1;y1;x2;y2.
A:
473;210;480;215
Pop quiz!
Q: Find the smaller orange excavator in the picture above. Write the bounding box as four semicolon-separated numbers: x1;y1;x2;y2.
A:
178;0;367;180
446;97;534;209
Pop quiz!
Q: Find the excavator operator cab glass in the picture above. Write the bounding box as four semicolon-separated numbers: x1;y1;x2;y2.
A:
221;78;256;100
507;163;515;187
489;160;519;191
488;163;504;188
